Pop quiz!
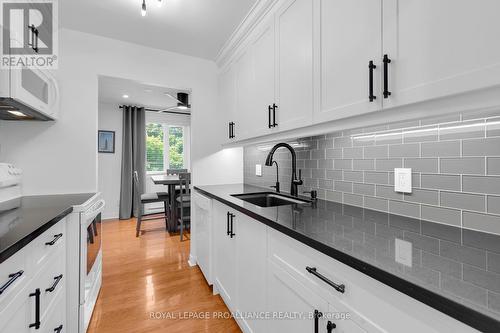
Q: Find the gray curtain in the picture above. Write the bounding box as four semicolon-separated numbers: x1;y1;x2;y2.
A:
119;106;146;219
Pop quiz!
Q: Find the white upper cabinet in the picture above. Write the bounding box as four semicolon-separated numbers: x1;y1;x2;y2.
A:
218;64;236;143
314;0;383;123
251;17;277;136
275;0;314;131
234;48;255;140
382;0;500;109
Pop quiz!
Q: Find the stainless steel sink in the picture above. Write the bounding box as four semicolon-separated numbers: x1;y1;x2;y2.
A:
231;192;311;207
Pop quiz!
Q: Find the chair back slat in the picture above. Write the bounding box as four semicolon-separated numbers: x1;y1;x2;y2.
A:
133;171;142;207
167;168;188;175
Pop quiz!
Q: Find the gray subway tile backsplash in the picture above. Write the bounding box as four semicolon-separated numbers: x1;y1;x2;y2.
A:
244;111;500;236
487;157;500;175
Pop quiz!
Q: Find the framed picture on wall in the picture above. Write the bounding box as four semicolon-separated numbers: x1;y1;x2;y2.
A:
98;130;115;153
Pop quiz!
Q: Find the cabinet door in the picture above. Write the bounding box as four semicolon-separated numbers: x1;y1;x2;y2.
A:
218;64;236;144
235;214;267;333
327;303;367;333
234;48;255;140
267;260;329;333
315;0;382;123
275;0;314;132
383;0;500;109
213;201;237;309
0;292;30;333
252;17;277;136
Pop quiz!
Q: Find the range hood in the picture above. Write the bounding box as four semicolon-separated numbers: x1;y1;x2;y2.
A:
0;98;54;121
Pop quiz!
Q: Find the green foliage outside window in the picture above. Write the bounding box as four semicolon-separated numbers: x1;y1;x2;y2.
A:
146;123;184;172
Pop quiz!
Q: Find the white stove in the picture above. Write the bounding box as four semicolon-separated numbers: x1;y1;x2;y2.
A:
0;163;22;204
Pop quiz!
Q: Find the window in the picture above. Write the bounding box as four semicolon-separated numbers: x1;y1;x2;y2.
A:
146;123;186;172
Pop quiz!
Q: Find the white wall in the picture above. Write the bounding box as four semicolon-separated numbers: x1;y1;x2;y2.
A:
0;28;243;196
97;102;123;219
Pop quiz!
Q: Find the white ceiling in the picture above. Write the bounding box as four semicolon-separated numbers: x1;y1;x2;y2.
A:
60;0;257;60
98;75;190;111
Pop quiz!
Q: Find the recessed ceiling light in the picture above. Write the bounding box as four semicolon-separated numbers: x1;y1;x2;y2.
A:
8;110;27;117
123;94;129;98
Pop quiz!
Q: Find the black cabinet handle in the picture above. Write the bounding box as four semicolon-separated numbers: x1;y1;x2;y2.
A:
0;270;24;295
306;266;345;293
314;309;323;333
46;274;63;292
54;325;63;333
229;213;235;238
226;212;231;235
230;122;235;138
268;105;272;128
368;61;376;102
383;54;391;99
228;122;231;139
327;321;336;332
45;233;63;246
29;288;41;329
272;103;278;127
28;25;39;53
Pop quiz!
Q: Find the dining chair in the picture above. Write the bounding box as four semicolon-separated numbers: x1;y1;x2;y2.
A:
176;172;191;241
133;171;170;237
166;168;188;175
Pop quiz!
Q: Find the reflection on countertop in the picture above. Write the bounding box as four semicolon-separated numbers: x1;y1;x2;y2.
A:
195;183;500;324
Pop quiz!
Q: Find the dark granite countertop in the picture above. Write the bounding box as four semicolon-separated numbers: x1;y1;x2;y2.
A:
0;193;95;264
195;184;500;332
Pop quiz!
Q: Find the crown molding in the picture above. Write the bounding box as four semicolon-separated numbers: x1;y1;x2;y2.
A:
215;0;279;68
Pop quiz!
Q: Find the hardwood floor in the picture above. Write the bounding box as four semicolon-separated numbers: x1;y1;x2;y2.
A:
87;218;241;333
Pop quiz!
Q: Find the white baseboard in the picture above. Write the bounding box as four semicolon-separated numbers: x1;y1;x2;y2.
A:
188;254;197;267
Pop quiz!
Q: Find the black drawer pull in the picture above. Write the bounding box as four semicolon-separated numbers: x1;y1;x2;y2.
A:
0;270;24;294
229;213;236;238
226;212;231;236
327;320;336;332
54;324;63;333
45;233;63;246
46;274;63;292
314;309;323;333
268;105;273;128
29;288;41;329
306;266;345;293
368;60;376;102
383;54;391;99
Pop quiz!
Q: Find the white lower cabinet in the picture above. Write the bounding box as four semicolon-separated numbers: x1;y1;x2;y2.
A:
0;218;67;333
213;201;237;308
212;200;267;333
208;198;481;333
267;260;329;333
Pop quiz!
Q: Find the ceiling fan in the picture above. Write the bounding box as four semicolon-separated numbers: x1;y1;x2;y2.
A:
157;92;191;113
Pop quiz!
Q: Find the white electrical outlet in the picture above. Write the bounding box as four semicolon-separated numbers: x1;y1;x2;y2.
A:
394;168;412;193
395;238;412;267
255;164;262;176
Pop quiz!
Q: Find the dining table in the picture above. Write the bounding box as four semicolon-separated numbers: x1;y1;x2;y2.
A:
151;174;190;232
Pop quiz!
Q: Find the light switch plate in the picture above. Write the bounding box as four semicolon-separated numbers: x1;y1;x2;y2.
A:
395;238;412;267
394;168;412;193
255;164;262;177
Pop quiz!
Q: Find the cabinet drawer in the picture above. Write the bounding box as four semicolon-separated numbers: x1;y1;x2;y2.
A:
268;228;477;333
0;246;29;312
34;249;65;322
30;220;65;270
268;229;380;332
